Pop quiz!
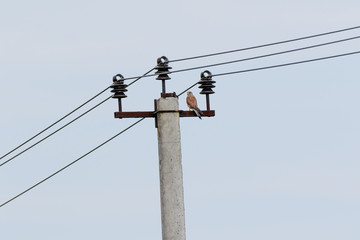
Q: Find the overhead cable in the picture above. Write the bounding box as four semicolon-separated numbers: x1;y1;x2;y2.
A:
177;50;360;96
169;25;360;62
0;96;112;168
0;118;146;208
0;68;155;168
211;50;360;77
0;87;110;161
120;36;360;82
170;36;360;76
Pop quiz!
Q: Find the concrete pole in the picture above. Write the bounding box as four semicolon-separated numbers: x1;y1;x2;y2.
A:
156;97;186;240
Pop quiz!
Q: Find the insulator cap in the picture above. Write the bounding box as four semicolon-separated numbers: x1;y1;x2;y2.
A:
198;70;216;94
110;74;128;99
154;56;172;81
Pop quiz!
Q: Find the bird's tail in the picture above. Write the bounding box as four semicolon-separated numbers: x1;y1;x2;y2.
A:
193;107;203;120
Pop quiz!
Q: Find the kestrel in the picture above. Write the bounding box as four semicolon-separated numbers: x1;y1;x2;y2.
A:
186;91;203;119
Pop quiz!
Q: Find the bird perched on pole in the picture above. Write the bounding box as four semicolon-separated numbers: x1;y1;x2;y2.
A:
186;91;203;119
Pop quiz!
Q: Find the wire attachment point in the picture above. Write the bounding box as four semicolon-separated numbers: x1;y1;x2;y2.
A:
198;70;216;111
111;74;128;113
199;70;216;95
111;74;128;99
154;56;172;96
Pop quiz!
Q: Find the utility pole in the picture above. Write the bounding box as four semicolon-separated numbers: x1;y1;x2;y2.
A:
156;96;185;240
110;56;215;240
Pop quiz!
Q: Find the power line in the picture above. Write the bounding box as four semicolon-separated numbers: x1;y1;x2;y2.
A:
0;96;112;168
0;87;110;161
2;34;358;209
119;36;360;82
177;50;360;96
178;84;198;97
0;68;155;165
2;26;360;160
128;67;155;87
211;50;360;77
169;25;360;62
169;36;360;76
2;46;356;166
0;118;145;208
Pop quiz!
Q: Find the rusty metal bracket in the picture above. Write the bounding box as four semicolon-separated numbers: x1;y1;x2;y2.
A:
115;110;215;119
111;62;216;128
161;92;177;98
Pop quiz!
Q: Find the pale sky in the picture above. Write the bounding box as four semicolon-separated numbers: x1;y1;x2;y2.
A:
1;0;360;239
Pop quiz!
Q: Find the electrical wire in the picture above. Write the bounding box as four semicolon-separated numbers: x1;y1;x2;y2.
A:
2;44;359;207
119;36;360;82
0;118;146;208
177;84;198;97
169;36;360;76
2;26;359;160
0;68;155;168
0;87;110;161
128;67;155;87
0;96;112;168
177;50;360;96
169;25;360;62
2;34;357;164
211;50;360;78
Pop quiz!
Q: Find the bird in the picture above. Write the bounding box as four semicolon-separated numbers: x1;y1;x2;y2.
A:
186;91;203;119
